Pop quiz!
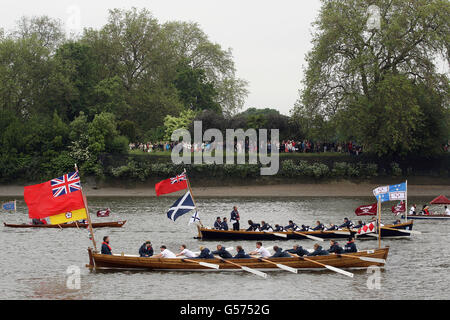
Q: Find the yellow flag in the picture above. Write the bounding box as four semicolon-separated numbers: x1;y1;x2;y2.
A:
49;208;87;225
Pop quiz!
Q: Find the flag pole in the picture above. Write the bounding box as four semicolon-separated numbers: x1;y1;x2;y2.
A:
405;180;408;222
75;164;98;252
184;169;203;227
378;197;382;249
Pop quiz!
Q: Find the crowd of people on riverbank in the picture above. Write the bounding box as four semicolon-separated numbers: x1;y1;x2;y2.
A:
100;236;357;259
128;139;363;155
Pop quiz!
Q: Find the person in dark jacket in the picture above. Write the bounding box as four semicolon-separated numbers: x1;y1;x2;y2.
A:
139;241;153;257
285;245;309;257
194;246;215;259
234;245;251;258
220;217;229;230
299;224;310;231
339;218;354;229
214;217;222;230
259;221;272;231
307;243;329;256
327;240;344;254
326;223;338;231
101;236;112;255
353;220;364;229
273;224;284;232
271;246;291;258
246;220;260;231
344;237;357;253
312;221;324;231
284;220;299;231
211;244;233;258
230;206;240;231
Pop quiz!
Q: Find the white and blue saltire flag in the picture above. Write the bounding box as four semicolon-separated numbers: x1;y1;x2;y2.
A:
2;201;16;211
373;182;406;203
167;190;195;222
188;210;201;225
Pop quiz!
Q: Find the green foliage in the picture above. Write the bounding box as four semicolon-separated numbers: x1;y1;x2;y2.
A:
164;109;197;140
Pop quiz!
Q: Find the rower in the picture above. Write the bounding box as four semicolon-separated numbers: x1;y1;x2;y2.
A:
344;237;357;253
353;220;364;229
246;220;260;232
307;243;330;256
220;217;229;230
249;242;271;258
214;217;222;230
273;224;284;232
230;206;240;231
285;244;309;257
299;224;310;231
194;246;215;259
339;217;353;229
271;246;291;258
445;206;450;216
327;240;344;254
153;245;177;258
259;221;272;231
176;244;196;258
312;220;324;231
284;220;299;231
139;240;154;257
101;236;112;255
409;204;417;215
325;223;337;231
211;244;233;258
234;245;251;259
393;219;402;225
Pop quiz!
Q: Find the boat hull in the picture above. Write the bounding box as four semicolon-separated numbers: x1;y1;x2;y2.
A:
87;247;389;271
400;215;450;220
196;221;413;241
3;220;127;229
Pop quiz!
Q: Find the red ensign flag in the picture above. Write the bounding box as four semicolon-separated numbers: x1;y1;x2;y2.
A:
155;173;188;196
24;172;85;219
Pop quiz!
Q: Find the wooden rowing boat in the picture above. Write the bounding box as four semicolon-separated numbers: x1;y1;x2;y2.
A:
87;247;389;272
400;214;450;220
195;221;414;241
3;220;127;229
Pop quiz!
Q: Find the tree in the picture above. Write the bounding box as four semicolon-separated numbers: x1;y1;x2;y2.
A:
292;0;449;155
173;60;221;113
162;21;249;116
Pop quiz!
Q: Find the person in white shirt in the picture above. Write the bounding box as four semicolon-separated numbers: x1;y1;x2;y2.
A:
153;245;176;258
176;244;196;258
409;204;417;215
249;242;271;258
445;206;450;216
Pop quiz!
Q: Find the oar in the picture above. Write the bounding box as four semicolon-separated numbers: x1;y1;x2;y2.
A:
293;231;324;242
262;230;288;238
330;230;351;235
183;259;220;270
338;253;386;264
259;258;298;274
382;226;422;235
220;258;267;278
300;256;354;278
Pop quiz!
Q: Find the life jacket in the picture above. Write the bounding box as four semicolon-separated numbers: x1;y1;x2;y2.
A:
424;208;430;215
102;242;112;251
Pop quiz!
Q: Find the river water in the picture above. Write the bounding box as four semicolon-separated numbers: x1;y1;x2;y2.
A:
0;195;449;300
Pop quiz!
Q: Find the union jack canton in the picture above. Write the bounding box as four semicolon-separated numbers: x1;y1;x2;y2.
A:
170;173;187;184
51;172;82;197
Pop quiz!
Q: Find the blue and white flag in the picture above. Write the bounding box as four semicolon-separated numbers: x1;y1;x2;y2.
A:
373;182;406;203
188;210;201;225
167;191;195;222
2;201;16;211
